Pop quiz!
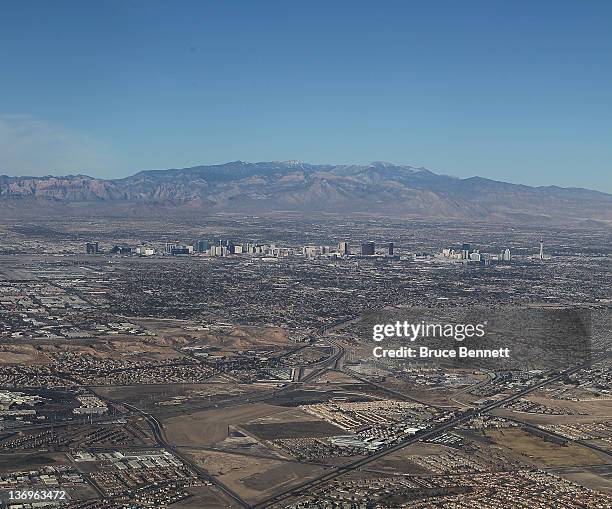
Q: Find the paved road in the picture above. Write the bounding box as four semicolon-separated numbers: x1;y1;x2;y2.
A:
84;318;356;509
122;401;253;508
253;353;609;508
501;416;612;459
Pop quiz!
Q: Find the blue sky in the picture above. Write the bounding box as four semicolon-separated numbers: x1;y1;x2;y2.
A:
1;0;611;191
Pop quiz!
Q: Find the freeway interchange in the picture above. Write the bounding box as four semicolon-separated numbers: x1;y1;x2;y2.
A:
94;316;608;509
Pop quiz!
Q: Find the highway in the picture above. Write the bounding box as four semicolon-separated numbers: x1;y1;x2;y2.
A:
82;318;356;509
36;314;608;509
252;352;609;508
501;416;612;459
5;315;606;509
122;401;253;509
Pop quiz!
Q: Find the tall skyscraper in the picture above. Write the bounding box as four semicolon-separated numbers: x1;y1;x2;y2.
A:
338;241;349;256
361;241;375;256
304;246;317;258
387;242;394;256
539;238;544;260
86;242;99;254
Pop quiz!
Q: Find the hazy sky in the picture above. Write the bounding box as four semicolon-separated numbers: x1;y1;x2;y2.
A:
1;1;611;191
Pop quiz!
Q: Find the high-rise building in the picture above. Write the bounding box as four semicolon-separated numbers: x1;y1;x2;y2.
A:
502;248;511;261
304;245;317;258
86;242;99;254
461;243;471;259
387;242;394;256
361;241;375;256
338;241;349;256
197;240;209;253
539;238;544;260
110;245;132;255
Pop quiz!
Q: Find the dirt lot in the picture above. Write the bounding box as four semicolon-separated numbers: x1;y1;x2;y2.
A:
493;396;612;425
556;468;612;495
133;318;290;352
367;443;446;474
183;449;325;503
34;338;185;360
163;404;293;447
484;428;608;467
172;485;243;509
163;403;335;450
0;344;51;364
242;420;344;439
0;452;67;472
94;383;268;411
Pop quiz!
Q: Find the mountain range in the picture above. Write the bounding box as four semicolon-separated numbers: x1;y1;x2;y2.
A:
1;161;611;224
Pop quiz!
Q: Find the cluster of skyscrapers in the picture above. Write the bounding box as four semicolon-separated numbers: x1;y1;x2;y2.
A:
439;240;549;265
84;238;549;264
303;241;395;258
440;243;512;265
85;239;397;259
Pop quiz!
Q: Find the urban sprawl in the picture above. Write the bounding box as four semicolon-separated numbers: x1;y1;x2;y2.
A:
0;216;610;509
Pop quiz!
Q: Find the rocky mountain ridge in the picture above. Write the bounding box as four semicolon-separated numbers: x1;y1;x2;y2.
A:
1;161;611;223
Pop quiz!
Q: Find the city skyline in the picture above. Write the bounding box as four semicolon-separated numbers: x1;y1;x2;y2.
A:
0;214;609;507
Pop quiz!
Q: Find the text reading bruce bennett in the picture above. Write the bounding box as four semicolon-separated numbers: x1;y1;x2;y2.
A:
372;346;510;359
